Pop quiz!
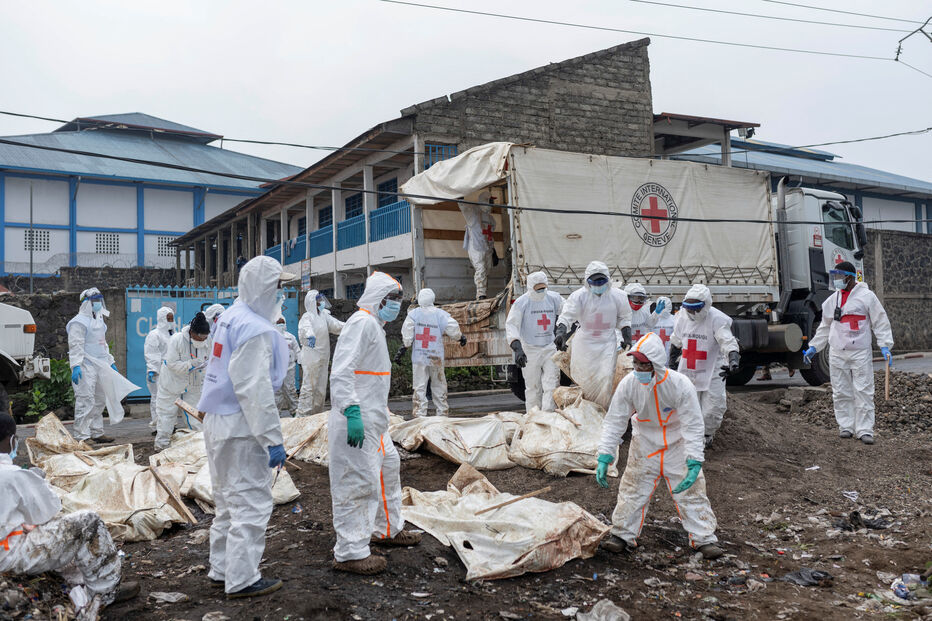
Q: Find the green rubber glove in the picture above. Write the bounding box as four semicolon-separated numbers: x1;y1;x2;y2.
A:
342;405;365;448
672;459;702;494
595;453;614;488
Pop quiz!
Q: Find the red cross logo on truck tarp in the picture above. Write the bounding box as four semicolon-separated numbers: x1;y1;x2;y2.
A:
586;313;612;338
415;326;437;348
682;338;708;369
839;314;866;330
537;314;551;332
631;183;678;247
641;196;667;234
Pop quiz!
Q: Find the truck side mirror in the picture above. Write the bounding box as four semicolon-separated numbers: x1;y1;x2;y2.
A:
856;222;867;248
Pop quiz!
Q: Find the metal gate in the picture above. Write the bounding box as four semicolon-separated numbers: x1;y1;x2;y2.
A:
126;286;300;399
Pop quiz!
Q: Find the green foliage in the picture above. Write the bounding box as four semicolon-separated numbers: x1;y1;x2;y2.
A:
26;358;74;417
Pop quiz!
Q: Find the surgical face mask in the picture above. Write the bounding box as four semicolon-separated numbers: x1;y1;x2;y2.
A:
191;336;208;348
318;302;327;312
276;323;286;333
833;278;848;290
378;299;402;322
590;283;608;296
8;436;18;460
276;290;285;304
629;301;644;311
633;370;654;384
91;301;103;314
529;287;547;302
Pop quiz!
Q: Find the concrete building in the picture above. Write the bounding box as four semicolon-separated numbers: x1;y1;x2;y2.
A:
0;113;301;275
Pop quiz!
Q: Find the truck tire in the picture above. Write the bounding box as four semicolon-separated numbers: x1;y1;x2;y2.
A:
800;345;832;386
725;364;758;387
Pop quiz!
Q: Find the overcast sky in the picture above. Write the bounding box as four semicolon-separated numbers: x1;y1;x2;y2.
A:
1;0;929;181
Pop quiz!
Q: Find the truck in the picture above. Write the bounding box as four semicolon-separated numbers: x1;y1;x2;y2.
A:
0;301;52;414
400;142;868;395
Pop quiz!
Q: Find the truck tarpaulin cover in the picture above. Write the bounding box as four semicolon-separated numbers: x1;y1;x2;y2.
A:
400;142;512;205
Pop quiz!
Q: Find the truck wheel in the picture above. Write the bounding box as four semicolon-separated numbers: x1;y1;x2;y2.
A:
725;364;758;387
507;364;526;401
800;345;832;386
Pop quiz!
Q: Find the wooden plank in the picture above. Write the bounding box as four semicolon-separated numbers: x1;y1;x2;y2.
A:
174;399;204;424
475;486;552;516
150;465;197;524
424;228;504;242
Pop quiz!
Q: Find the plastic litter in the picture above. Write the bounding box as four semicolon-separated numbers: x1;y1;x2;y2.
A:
292;503;303;514
149;591;190;603
575;600;631;621
842;491;859;502
781;568;833;587
832;510;892;531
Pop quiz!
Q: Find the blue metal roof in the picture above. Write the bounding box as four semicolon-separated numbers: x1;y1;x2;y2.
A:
55;113;221;141
674;140;932;198
0;128;302;190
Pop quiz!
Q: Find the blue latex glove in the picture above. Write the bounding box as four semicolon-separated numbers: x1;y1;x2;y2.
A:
147;371;157;383
672;459;703;494
307;335;316;348
268;444;287;468
595;453;613;488
654;299;666;315
343;405;365;448
802;346;817;364
111;363;118;371
880;347;892;367
71;365;82;385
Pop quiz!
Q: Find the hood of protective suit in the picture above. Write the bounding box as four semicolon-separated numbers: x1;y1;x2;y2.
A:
624;283;647;297
684;283;713;322
584;261;609;281
156;307;173;334
527;271;548;289
417;288;435;308
631;331;668;375
304;290;320;317
237;256;287;322
357;271;402;315
78;287;109;318
204;304;224;323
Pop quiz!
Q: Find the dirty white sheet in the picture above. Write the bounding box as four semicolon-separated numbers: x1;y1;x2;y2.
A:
389;413;523;470
402;464;609;581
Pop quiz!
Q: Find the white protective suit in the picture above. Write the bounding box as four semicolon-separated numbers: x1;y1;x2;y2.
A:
144;306;174;429
204;304;225;332
197;256;290;594
625;283;673;344
459;202;495;298
670;284;739;442
505;272;564;412
598;333;718;548
67;288;139;441
154;326;211;448
0;453;121;605
296;290;344;416
401;289;463;417
328;271;405;562
556;262;632;410
275;319;301;417
809;281;893;439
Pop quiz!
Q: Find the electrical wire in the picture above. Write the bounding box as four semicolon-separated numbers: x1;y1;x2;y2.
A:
0;136;928;229
756;0;926;25
630;0;911;32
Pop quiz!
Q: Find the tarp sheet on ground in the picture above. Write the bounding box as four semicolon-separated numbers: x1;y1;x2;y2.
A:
279;413;406;467
389;412;524;470
402;464;609;581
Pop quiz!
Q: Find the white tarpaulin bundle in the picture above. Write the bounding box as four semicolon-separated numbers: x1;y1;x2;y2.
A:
400;142;512;206
402;464;609;581
389;412;524;470
279;413;405;467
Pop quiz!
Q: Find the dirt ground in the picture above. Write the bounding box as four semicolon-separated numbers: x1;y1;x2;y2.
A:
85;378;932;619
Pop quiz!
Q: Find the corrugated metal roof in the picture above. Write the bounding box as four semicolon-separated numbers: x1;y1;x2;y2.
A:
0;129;302;190
56;113;220;140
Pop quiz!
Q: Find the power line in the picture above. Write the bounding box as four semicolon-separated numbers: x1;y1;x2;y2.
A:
630;0;911;32
756;0;926;25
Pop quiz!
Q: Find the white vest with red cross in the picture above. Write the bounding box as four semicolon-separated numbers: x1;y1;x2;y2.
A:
408;306;450;366
517;292;562;348
824;288;874;352
672;307;732;392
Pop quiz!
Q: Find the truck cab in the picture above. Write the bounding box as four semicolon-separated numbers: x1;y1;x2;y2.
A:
0;301;52;414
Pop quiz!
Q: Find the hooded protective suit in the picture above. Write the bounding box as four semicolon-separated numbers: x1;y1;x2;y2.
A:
144;307;174;429
328;271;405;562
0;453;121;605
624;283;672;343
154;326;211;448
505;271;564;411
274;317;301;417
459;202;495;298
197;256;290;594
401;288;463;417
557;262;632;409
598;332;718;548
67;288;139;441
809;281;893;439
669;284;739;443
296;290;344;416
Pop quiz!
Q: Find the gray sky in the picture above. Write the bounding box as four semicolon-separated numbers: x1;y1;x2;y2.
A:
1;0;930;181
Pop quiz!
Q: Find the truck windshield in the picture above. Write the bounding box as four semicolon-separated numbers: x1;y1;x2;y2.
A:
822;202;855;250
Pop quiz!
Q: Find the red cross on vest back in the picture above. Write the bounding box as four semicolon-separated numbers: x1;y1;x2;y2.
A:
586;313;612;337
632;329;643;342
839;314;867;330
415;326;437;348
641;196;668;234
537;314;551;331
682;338;708;369
657;329;670;345
481;224;493;242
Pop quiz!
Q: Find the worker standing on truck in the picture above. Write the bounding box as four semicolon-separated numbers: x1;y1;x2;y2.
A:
624;283;671;345
459;194;497;300
803;261;893;445
296;290;344;416
396;288;466;417
505;271;564;412
667;284;740;447
553;261;632;409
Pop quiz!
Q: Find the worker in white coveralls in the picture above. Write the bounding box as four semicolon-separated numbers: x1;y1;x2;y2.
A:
505;271;564;412
595;333;724;560
0;413;139;610
803;261;893;445
329;271;422;575
625;283;672;348
668;284;741;447
274;315;301;417
67;288;139;444
396;288;466;417
144;306;174;432
197;256;292;598
204;303;225;333
296;290;344;416
154;312;212;449
553;261;633;409
459;196;497;300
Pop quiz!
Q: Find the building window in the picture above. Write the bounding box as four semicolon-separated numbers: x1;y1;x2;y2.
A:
24;229;50;252
377;178;398;208
345;283;365;300
424;143;458;169
156;236;176;257
95;232;120;255
344;194;363;219
298;217;307;237
319;206;332;229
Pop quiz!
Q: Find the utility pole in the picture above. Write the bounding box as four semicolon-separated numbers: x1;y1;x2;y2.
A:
29;184;34;294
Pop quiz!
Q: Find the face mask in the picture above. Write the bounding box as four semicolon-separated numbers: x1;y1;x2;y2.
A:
192;337;208;348
833;278;848;290
8;436;18;460
276;290;285;304
530;287;547;302
590;283;609;296
318;302;326;312
633;370;654;384
378;299;402;322
91;301;102;313
276;323;286;334
629;302;644;311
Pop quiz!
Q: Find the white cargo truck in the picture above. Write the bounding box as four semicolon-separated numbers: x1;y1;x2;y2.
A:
0;301;52;413
401;142;868;394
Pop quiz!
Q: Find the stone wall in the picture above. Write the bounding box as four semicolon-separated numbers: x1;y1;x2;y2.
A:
862;229;932;351
0;267;177;295
407;39;653;157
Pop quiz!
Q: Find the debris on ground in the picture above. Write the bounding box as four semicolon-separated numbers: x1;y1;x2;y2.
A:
781;568;834;587
576;598;631;621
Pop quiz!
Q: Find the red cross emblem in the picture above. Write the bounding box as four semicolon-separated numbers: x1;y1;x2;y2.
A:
415;326;437;348
586;313;612;338
682;338;708;370
657;328;670;345
632;329;644;342
481;224;494;242
839;314;866;330
641;196;668;234
537;313;551;331
212;342;223;358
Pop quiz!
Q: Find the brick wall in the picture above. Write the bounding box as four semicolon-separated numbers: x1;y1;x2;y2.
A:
1;266;177;294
